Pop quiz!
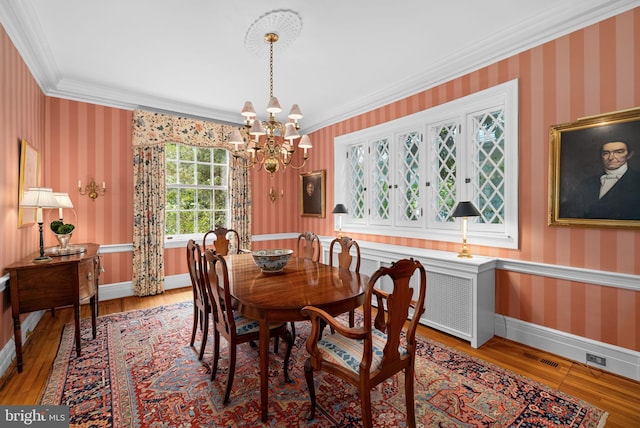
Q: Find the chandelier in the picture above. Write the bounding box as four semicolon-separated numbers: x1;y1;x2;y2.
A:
229;11;312;176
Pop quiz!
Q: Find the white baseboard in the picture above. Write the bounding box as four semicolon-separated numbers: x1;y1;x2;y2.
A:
98;273;190;301
494;314;640;381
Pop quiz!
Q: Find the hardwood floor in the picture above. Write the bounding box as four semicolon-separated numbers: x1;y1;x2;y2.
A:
0;287;638;426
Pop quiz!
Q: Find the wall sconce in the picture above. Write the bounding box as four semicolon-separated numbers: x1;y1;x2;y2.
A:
269;187;283;203
78;178;106;200
20;187;60;262
451;201;481;258
332;203;348;238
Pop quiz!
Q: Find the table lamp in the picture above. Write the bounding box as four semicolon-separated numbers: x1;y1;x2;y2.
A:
332;203;348;238
53;192;74;221
20;187;60;262
451;201;481;258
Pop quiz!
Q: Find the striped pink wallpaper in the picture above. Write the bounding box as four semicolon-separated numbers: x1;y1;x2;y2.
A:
44;99;134;285
2;9;638;355
0;24;46;346
249;9;640;350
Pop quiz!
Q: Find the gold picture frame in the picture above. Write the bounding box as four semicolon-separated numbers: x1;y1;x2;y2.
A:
549;107;640;229
300;170;325;217
18;138;39;227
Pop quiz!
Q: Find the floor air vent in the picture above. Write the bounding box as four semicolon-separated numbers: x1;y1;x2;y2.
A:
523;352;560;369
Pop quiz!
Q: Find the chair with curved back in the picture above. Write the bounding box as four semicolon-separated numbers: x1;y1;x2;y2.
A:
186;239;210;360
329;236;361;327
202;226;241;255
297;231;321;262
301;258;427;428
289;231;322;339
202;249;294;404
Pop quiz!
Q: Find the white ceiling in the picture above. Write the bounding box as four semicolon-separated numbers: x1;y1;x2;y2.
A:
1;0;638;132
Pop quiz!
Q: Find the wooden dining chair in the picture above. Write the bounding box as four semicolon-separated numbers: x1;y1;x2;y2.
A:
297;231;321;262
202;226;241;255
329;236;361;327
186;239;211;360
289;231;322;339
202;249;294;404
301;258;427;428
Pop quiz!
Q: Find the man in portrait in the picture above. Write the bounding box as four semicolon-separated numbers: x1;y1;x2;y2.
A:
562;140;640;220
301;173;323;216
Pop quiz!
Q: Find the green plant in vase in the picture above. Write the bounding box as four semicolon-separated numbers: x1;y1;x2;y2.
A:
50;220;75;249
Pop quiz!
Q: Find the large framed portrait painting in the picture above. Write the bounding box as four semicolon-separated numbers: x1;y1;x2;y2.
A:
300;170;325;217
549;107;640;229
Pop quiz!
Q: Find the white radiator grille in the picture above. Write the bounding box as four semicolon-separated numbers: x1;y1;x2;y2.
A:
424;271;471;337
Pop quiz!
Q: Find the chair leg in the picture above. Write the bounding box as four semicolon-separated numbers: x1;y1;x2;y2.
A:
304;359;316;421
198;310;209;360
349;309;355;328
223;343;237;404
360;387;373;428
275;321;296;353
405;366;417;428
318;319;329;339
190;307;198;347
281;328;293;383
210;330;220;381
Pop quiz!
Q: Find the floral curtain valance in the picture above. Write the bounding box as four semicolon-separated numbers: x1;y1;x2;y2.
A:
133;110;246;152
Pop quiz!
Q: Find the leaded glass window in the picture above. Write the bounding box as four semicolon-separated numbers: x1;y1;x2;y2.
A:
397;131;422;224
470;109;505;226
335;79;518;249
431;122;458;223
372;139;390;223
348;144;367;220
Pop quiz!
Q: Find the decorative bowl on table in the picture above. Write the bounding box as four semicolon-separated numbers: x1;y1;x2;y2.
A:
251;249;293;273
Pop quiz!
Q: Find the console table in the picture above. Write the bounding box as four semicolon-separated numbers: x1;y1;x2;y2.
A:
5;243;100;373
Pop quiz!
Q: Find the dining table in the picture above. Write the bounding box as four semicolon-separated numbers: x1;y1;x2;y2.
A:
224;253;368;422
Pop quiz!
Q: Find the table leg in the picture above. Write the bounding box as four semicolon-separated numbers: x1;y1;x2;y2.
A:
259;319;269;422
91;295;97;338
13;317;23;373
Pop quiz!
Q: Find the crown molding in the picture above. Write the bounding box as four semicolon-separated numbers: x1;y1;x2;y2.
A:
2;0;637;131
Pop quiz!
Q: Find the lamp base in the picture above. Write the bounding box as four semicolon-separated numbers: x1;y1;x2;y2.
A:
457;240;473;258
33;255;52;262
457;249;473;259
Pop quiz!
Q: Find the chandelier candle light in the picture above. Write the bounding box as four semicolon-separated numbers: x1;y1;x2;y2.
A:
451;201;481;258
229;10;312;176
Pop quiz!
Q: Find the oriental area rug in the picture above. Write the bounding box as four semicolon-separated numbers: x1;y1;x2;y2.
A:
41;302;607;427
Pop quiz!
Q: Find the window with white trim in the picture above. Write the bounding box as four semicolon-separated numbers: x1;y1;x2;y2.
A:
334;79;518;249
165;143;230;236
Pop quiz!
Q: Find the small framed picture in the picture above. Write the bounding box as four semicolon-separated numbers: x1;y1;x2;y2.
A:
18;139;39;227
548;107;640;229
300;170;325;217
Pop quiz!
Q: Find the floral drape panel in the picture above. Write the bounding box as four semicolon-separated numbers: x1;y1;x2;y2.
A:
132;110;250;296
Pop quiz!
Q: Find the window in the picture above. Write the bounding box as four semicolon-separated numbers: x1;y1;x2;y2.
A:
334;79;518;249
165;143;230;236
